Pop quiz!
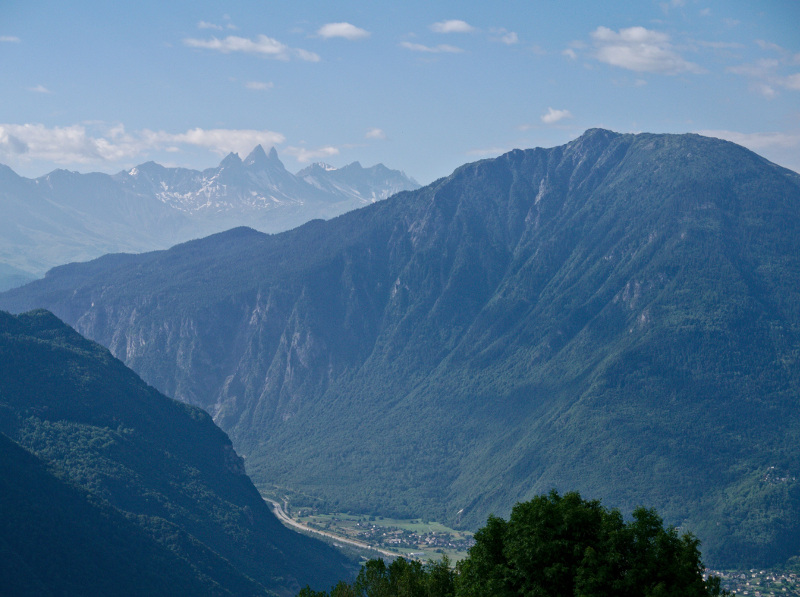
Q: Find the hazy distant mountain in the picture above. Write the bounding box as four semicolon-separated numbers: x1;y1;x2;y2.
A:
4;130;800;568
298;160;421;203
0;309;352;595
0;147;419;286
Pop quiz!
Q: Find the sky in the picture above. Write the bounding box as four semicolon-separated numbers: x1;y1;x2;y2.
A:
1;0;799;185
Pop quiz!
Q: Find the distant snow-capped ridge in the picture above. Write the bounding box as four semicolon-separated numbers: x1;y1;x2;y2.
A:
0;146;420;280
114;145;419;213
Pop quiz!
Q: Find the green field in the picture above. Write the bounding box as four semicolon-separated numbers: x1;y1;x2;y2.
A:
295;511;474;562
259;485;475;563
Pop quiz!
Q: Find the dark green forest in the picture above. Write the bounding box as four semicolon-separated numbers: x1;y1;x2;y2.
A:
0;309;351;595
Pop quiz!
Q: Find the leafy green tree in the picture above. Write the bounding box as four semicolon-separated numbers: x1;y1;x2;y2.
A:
455;490;728;597
297;491;726;597
298;555;455;597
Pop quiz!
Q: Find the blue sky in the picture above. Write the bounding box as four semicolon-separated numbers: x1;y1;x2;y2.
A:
2;0;798;184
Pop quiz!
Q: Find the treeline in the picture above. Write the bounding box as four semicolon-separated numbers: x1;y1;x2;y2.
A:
299;491;729;597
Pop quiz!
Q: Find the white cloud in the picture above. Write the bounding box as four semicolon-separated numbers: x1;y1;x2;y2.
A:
400;41;463;54
284;145;340;163
660;0;685;13
245;81;273;90
754;83;777;98
728;56;800;97
28;85;52;94
0;123;286;165
562;48;578;60
365;128;386;140
317;22;370;40
198;21;223;30
0;123;138;163
756;39;783;53
0;35;20;43
699;40;744;50
430;20;474;34
501;32;519;45
295;48;321;62
590;26;704;75
150;128;285;157
783;73;800;90
490;28;518;45
541;108;573;124
183;34;319;61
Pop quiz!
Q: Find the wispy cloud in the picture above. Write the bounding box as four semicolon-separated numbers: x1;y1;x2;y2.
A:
467;146;507;157
0;123;286;165
183;34;319;61
156;128;285;156
28;85;52;94
284;145;340;163
365;128;386;140
430;20;475;34
317;22;370;40
490;28;518;45
541;108;573;124
197;20;236;31
1;35;20;43
727;46;800;98
590;26;704;75
245;81;273;91
660;0;686;13
400;41;463;54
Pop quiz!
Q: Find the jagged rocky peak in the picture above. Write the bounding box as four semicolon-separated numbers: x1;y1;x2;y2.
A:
297;162;338;176
129;161;165;176
241;145;287;172
219;151;243;169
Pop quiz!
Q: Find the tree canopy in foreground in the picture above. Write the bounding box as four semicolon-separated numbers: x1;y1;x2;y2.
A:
300;491;728;596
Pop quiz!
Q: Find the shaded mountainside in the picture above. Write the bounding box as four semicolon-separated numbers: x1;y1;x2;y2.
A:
0;309;352;596
3;129;800;568
0;146;418;282
0;432;218;596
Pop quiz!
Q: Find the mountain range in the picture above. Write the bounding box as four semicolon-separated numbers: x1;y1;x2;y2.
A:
0;147;419;289
0;309;352;595
3;129;799;569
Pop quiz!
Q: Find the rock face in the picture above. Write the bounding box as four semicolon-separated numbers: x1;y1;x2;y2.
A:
3;129;800;568
0;309;353;595
0;147;419;283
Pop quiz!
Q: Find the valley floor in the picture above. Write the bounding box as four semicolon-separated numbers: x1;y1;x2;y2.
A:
262;495;474;563
708;569;799;596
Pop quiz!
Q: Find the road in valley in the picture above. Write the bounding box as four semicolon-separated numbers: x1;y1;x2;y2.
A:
263;497;397;558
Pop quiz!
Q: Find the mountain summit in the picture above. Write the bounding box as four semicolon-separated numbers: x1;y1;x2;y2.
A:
3;130;800;568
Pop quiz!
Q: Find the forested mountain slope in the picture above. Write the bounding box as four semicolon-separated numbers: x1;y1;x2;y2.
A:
0;309;352;596
0;432;223;596
3;129;800;568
